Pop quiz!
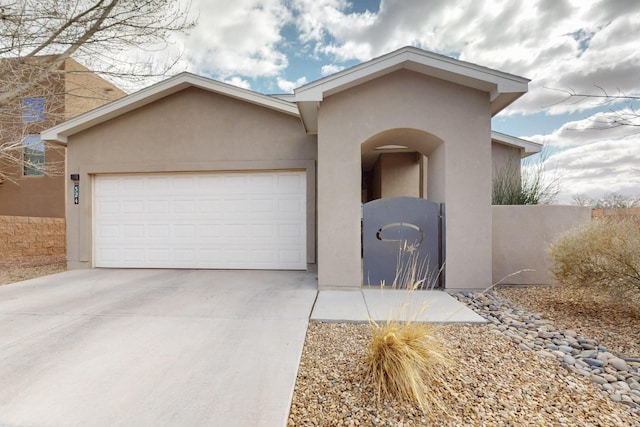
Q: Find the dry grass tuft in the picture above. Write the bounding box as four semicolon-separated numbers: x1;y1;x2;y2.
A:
367;320;451;415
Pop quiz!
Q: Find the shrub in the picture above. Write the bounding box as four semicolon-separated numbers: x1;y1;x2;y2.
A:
548;218;640;294
492;150;561;205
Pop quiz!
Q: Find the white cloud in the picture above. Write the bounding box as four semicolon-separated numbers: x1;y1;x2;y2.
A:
220;76;252;90
165;1;640;119
527;109;640;148
286;0;640;116
545;137;640;204
179;0;291;79
277;76;308;93
320;64;345;76
522;108;640;203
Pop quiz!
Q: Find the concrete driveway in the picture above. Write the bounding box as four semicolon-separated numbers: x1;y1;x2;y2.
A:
0;269;317;427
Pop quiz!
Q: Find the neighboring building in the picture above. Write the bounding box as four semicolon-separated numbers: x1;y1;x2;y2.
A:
43;46;542;290
0;56;125;218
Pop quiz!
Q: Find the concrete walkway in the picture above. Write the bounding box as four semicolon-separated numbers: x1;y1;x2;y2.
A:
311;288;486;323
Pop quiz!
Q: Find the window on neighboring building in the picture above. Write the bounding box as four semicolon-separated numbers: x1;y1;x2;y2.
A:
22;97;45;122
23;134;45;176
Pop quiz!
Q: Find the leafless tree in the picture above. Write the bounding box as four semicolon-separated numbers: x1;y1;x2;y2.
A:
0;0;196;182
572;192;640;208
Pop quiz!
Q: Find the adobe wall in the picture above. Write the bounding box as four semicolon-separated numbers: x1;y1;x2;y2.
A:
0;216;66;267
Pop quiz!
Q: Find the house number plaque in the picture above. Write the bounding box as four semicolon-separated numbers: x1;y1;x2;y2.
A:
73;182;79;205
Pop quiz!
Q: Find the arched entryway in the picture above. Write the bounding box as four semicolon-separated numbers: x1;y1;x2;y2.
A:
361;128;444;203
361;129;446;287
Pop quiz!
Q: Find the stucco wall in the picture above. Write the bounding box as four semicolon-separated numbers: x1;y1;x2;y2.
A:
64;59;126;120
0;61;66;218
0;147;66;218
0;58;124;219
491;142;521;180
317;69;492;290
66;87;317;268
378;153;421;198
492;205;592;285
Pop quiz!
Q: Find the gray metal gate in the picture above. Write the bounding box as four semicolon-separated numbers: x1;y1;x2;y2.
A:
362;197;444;288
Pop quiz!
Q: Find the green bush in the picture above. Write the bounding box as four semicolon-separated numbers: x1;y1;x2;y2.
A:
548;218;640;294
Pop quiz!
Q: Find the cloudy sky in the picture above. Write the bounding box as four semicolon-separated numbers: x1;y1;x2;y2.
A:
167;0;640;204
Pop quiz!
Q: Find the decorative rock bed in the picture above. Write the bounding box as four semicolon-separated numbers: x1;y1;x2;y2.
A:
455;291;640;411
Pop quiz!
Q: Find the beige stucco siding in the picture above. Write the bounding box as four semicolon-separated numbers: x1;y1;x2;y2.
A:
491;141;522;180
66;87;317;268
493;205;592;285
317;69;492;289
0;57;124;218
377;153;421;198
64;59;126;120
0;147;66;218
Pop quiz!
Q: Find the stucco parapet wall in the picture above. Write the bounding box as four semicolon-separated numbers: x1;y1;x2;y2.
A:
492;205;591;285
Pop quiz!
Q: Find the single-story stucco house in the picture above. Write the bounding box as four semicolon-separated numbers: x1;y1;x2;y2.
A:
42;46;542;290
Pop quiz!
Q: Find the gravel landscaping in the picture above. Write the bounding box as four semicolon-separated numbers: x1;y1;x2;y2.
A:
288;286;640;426
0;262;66;286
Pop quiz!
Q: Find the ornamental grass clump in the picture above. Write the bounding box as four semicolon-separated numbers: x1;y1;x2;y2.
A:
548;218;640;295
367;319;451;415
366;249;452;415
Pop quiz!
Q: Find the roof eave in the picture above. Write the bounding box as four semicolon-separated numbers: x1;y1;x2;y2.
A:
294;46;529;134
42;73;299;144
491;130;542;157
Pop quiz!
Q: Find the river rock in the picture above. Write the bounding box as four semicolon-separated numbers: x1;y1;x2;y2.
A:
609;357;629;372
558;345;575;354
584;358;605;368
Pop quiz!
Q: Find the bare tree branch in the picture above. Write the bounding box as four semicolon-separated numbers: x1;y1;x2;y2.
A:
0;0;196;182
544;86;640;130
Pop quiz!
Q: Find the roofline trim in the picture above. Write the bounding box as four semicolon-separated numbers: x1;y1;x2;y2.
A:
295;46;530;102
491;130;543;156
42;72;299;144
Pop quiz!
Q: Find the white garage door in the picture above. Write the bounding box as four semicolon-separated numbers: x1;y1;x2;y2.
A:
94;171;306;270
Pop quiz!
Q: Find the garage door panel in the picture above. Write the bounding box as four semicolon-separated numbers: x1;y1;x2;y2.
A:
94;171;306;270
